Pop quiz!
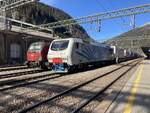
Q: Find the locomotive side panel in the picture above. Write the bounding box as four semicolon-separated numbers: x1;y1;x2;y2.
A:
71;42;114;66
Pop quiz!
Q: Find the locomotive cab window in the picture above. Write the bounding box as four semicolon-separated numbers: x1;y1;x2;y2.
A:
28;43;43;52
51;40;69;51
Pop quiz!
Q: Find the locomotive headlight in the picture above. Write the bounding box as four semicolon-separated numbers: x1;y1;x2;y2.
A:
62;56;68;62
49;59;53;62
62;58;68;62
38;56;42;61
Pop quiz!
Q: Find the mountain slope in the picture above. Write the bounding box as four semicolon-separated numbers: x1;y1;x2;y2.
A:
106;23;150;55
7;2;90;39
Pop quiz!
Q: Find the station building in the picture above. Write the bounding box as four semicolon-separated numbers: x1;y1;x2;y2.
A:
0;30;53;65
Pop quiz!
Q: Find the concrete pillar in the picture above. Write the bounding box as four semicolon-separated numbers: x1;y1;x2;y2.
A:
0;33;5;64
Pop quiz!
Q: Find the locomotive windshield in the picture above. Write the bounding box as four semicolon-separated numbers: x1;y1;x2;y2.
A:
28;42;44;52
51;40;69;51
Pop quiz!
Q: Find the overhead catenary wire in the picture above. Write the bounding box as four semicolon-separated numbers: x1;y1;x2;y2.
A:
95;0;126;32
39;4;150;29
0;0;39;12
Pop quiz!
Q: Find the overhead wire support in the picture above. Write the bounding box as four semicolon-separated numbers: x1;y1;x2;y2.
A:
0;0;54;38
40;4;150;29
96;18;101;32
0;0;39;12
0;15;53;32
131;14;136;29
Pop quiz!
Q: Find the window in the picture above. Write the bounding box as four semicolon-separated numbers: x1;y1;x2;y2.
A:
75;43;79;49
28;42;44;52
51;40;69;51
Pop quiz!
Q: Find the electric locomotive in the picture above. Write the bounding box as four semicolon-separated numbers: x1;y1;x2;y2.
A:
26;41;51;69
47;38;114;73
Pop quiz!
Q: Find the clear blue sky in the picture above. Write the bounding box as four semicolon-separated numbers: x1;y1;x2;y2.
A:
41;0;150;41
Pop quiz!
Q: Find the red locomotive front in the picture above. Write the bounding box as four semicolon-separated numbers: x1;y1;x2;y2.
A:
26;42;50;69
27;51;41;62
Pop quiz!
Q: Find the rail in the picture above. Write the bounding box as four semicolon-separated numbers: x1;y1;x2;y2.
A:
19;59;141;113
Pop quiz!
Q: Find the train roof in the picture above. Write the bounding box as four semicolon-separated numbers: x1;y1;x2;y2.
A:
52;38;111;48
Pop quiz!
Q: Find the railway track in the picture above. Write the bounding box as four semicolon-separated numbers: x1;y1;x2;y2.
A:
0;65;28;72
0;68;42;80
0;63;112;92
72;62;139;113
18;59;141;113
0;71;64;91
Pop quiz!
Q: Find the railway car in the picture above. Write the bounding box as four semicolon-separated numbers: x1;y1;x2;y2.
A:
26;41;51;69
111;46;131;63
47;38;115;73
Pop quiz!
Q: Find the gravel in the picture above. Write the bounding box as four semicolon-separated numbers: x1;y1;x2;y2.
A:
0;71;54;89
0;60;139;113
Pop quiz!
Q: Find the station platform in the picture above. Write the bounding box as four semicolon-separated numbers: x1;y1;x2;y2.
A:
94;60;150;113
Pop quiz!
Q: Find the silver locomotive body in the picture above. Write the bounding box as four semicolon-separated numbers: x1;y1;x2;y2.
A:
47;38;114;73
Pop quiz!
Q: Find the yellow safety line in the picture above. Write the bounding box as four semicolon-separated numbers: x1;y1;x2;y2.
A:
123;64;144;113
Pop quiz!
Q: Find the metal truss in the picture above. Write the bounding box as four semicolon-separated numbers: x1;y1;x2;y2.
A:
0;0;53;36
40;4;150;29
0;15;52;32
0;0;38;12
